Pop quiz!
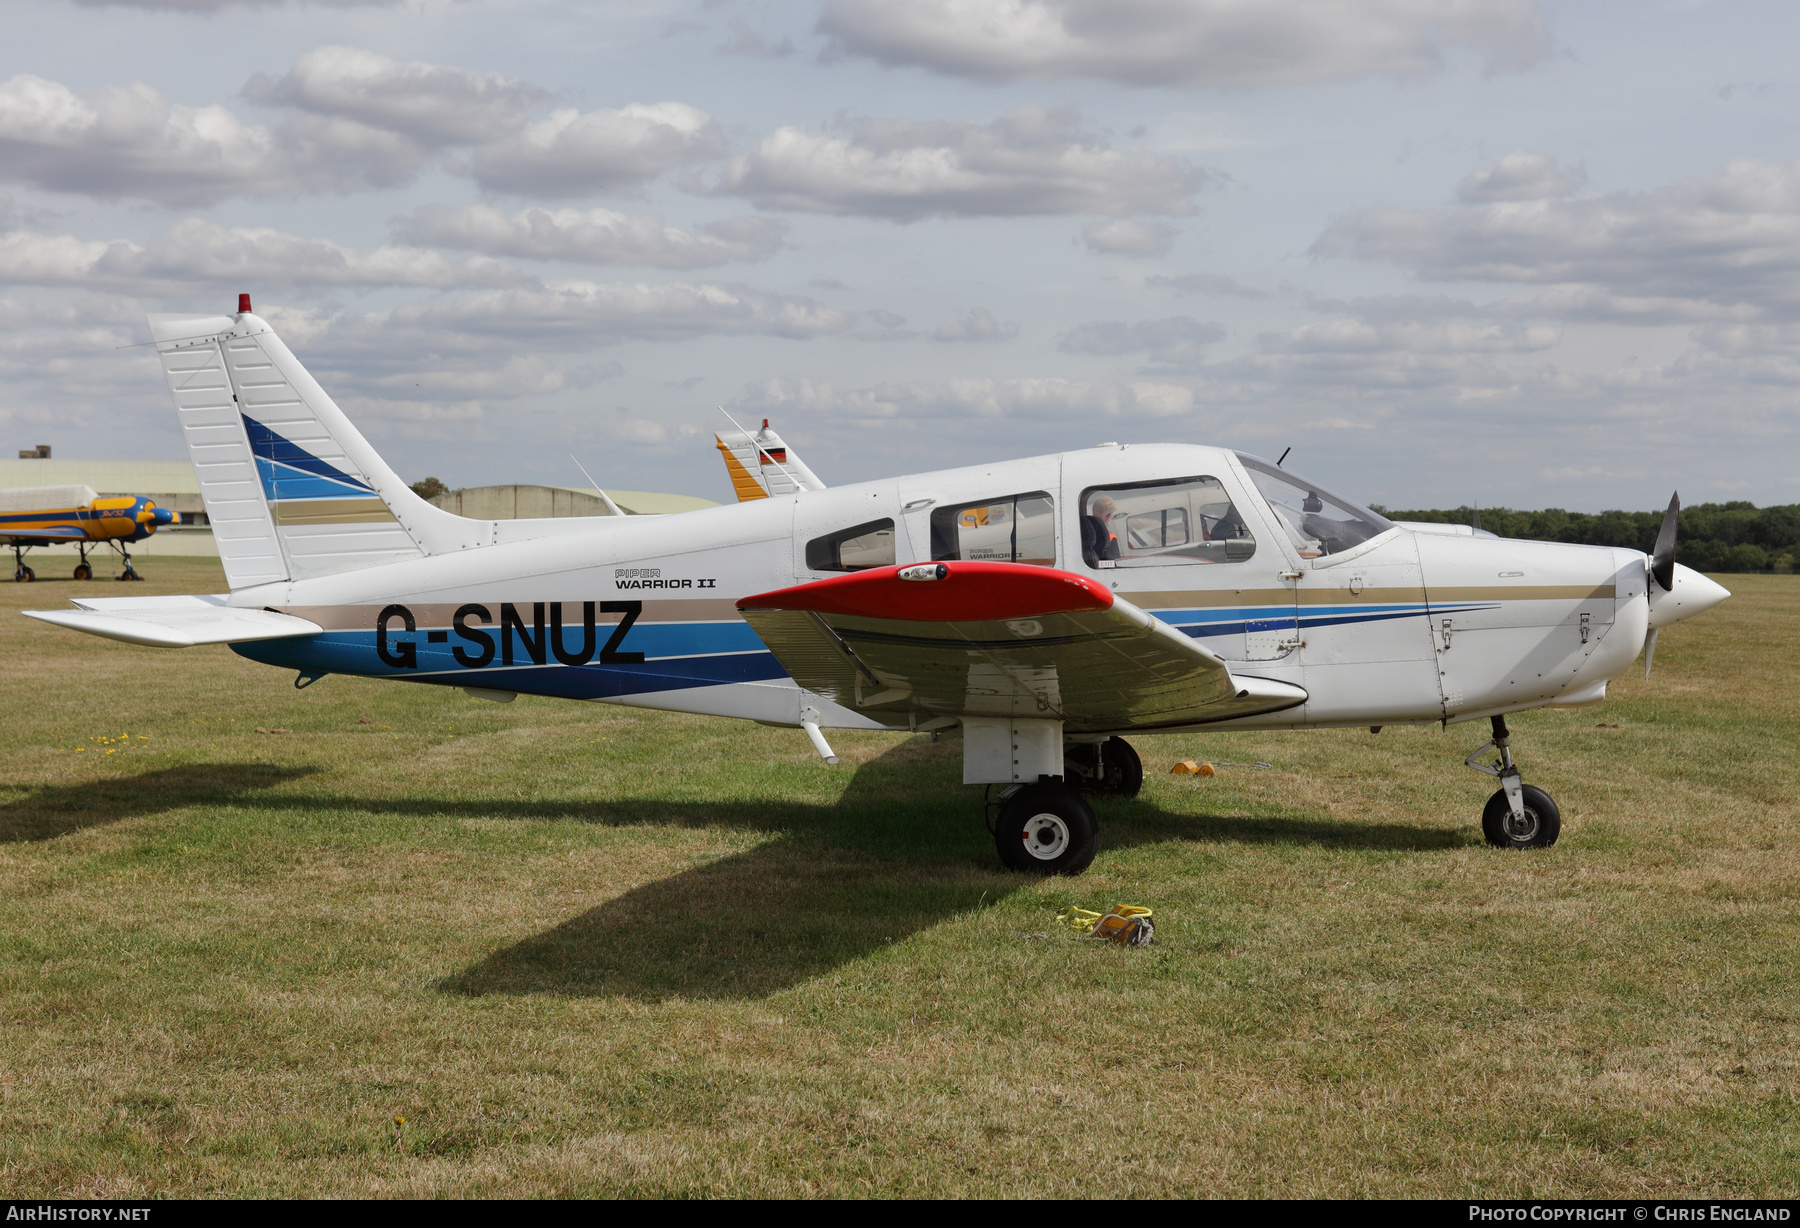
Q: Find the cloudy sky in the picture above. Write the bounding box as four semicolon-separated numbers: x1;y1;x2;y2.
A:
2;0;1796;510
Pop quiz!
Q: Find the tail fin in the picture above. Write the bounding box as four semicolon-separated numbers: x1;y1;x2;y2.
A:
713;418;826;502
149;305;485;589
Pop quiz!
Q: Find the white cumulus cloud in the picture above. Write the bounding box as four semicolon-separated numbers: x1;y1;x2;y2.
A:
1315;156;1800;322
1082;219;1176;256
392;204;785;268
1457;149;1586;202
0;219;527;291
471;102;726;196
816;0;1551;88
716;107;1206;220
243;45;545;146
931;306;1017;342
1058;316;1225;366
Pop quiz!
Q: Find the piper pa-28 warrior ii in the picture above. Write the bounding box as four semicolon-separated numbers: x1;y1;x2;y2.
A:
24;298;1730;875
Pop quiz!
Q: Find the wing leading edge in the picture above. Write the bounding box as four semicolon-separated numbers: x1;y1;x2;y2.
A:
738;562;1306;732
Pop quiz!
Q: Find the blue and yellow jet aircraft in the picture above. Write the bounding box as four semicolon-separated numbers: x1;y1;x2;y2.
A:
0;484;178;581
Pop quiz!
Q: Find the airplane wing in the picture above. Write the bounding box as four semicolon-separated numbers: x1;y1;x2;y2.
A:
23;594;322;648
738;562;1307;731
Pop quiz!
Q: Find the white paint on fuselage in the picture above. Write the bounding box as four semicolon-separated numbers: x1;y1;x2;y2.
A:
232;442;1679;734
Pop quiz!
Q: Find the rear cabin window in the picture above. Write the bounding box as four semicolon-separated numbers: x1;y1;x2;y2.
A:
929;492;1056;565
805;518;896;571
1080;477;1256;568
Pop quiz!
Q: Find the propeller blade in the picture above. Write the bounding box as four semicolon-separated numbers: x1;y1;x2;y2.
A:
1651;491;1679;592
1643;627;1659;680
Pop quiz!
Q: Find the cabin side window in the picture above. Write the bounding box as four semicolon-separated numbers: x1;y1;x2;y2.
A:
805;518;896;572
1079;476;1256;569
929;492;1056;566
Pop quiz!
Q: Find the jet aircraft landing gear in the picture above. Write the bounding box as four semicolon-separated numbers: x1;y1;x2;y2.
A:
1063;735;1143;797
1466;715;1561;849
11;545;33;583
990;781;1099;875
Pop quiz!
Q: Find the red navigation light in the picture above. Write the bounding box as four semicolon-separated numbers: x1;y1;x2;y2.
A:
238;293;252;313
762;418;769;429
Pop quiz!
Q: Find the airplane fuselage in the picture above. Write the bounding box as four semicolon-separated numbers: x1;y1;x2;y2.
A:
229;443;1664;735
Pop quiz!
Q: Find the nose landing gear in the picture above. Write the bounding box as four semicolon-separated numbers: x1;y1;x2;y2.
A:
1466;715;1561;849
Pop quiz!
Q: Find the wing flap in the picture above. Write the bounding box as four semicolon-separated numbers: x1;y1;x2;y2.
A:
739;563;1305;730
23;594;321;648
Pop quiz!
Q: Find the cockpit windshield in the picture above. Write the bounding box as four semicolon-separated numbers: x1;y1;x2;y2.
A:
1235;454;1394;558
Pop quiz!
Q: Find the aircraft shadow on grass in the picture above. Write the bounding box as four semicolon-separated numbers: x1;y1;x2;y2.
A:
432;741;1469;1002
0;763;315;844
2;744;1465;1000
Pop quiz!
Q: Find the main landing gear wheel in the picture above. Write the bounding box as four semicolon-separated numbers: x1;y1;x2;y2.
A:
72;563;92;581
1063;736;1143;798
118;566;141;582
14;565;33;583
1482;785;1561;849
994;784;1099;876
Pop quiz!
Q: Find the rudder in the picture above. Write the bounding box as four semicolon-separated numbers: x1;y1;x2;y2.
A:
149;303;484;590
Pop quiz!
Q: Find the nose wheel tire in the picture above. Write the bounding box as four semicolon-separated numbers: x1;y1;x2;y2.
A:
994;785;1099;876
1482;785;1561;849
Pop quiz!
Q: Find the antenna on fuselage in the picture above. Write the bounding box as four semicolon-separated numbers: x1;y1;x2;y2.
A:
1276;447;1292;467
1472;503;1483;532
570;454;626;518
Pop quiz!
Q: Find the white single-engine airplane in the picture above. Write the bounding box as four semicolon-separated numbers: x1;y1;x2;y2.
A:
25;299;1731;874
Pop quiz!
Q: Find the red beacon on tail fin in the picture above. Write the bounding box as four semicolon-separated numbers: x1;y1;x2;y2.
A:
238;293;252;313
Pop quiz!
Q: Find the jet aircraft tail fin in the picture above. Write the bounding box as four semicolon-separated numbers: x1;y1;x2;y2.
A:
148;302;485;590
714;418;826;502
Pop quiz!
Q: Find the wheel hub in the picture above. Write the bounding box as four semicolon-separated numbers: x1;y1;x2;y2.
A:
1019;813;1070;861
1503;807;1540;843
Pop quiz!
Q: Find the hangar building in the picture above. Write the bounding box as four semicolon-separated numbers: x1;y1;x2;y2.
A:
0;453;717;560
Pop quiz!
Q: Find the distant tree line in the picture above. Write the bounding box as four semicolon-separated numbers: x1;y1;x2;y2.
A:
1368;501;1800;574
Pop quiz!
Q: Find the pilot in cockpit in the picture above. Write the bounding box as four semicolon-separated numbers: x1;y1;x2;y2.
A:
1081;496;1121;565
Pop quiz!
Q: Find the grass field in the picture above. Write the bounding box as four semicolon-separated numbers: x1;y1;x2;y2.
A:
1;558;1796;1197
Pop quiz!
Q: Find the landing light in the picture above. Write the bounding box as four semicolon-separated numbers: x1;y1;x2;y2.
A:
898;564;948;582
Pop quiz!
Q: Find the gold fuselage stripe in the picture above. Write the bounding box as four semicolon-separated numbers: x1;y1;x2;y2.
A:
271;498;397;526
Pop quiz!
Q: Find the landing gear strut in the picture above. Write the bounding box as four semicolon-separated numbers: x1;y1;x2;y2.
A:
73;543;92;581
11;545;33;583
990;782;1099;875
1466;715;1561;849
1063;735;1143;797
113;543;141;582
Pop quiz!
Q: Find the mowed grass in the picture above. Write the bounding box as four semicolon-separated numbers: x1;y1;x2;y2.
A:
0;558;1796;1197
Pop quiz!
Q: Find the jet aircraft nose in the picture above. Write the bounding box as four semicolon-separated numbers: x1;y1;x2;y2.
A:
1647;561;1730;629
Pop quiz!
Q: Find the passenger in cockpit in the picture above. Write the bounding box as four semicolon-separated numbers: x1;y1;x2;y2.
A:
1081;495;1121;566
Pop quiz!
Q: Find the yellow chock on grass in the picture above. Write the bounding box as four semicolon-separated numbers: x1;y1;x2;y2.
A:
1171;759;1215;776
